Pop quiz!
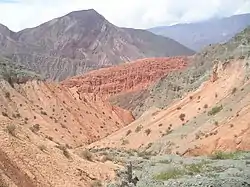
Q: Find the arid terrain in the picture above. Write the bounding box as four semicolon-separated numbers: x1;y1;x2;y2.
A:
0;9;250;187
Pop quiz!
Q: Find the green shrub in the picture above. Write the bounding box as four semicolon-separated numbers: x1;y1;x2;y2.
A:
210;151;242;160
208;105;223;116
154;169;185;180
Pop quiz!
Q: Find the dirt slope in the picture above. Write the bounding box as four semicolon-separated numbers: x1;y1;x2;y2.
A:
0;9;194;81
89;58;250;156
0;79;134;186
62;57;190;98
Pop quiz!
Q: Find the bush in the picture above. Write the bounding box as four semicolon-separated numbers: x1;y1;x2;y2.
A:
5;92;10;99
6;124;17;137
80;150;93;161
154;168;185;180
126;129;132;136
208;105;223;116
135;125;143;133
204;104;208;109
210;151;240;160
144;129;151;136
231;87;237;94
41;111;47;115
179;113;186;121
29;124;40;133
2;112;8;117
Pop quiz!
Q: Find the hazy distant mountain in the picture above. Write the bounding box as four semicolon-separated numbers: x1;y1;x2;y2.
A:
0;9;194;81
148;13;250;51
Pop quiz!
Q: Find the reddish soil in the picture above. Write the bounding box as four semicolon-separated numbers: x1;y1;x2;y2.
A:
62;57;190;98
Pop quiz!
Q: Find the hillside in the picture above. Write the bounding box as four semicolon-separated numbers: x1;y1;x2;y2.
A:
0;54;136;186
149;13;250;51
0;9;194;81
90;27;250;157
62;57;190;99
0;76;135;186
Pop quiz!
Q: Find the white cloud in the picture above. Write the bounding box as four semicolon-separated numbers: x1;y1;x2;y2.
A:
0;0;250;31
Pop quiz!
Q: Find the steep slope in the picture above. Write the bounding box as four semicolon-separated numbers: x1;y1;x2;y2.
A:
62;57;190;98
0;9;194;81
0;60;134;186
90;27;250;156
149;13;250;51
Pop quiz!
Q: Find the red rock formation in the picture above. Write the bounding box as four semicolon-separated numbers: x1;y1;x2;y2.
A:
62;57;190;98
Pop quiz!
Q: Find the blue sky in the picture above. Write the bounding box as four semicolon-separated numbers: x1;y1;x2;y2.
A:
0;0;250;31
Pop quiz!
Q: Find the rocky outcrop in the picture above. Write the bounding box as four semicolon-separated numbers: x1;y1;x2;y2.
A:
62;57;190;98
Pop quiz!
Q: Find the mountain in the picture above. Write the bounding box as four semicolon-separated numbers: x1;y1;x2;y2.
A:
0;9;194;81
149;13;250;51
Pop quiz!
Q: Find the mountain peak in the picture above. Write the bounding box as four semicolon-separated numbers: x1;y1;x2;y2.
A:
66;9;104;20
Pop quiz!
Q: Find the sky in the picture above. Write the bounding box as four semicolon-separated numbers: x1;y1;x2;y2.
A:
0;0;250;32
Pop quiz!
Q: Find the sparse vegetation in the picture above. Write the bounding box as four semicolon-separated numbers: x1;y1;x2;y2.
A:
208;105;223;116
158;159;171;164
100;154;113;162
91;180;102;187
210;151;243;160
154;168;185;180
154;160;212;181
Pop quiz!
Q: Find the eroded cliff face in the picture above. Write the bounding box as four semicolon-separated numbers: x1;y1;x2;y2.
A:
62;57;190;98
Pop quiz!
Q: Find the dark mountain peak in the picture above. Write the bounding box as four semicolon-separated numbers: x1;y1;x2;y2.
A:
66;9;105;21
